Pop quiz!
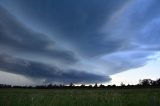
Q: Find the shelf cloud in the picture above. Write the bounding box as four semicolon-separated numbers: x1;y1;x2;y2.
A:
0;0;160;84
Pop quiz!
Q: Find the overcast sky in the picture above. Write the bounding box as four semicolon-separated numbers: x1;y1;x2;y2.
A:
0;0;160;85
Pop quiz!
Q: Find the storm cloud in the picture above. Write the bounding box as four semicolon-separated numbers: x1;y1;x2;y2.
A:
0;6;78;64
0;5;110;84
0;54;110;84
0;0;160;84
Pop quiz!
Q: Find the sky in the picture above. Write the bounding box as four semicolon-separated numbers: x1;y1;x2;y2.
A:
0;0;160;85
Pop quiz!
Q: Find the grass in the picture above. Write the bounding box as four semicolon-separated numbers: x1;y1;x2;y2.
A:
0;88;160;106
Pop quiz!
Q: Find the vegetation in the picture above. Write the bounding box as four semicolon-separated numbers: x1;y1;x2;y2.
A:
0;88;160;106
0;78;160;106
0;78;160;89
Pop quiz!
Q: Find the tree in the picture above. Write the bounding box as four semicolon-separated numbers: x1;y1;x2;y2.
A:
155;78;160;86
121;82;125;87
69;83;74;87
139;79;153;86
88;85;92;88
99;84;105;88
80;84;85;88
94;83;98;88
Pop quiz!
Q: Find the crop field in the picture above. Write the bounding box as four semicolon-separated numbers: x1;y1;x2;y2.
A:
0;88;160;106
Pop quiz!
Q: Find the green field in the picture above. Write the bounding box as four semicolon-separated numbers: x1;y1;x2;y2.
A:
0;88;160;106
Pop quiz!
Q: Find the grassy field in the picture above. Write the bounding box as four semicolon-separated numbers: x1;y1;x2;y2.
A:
0;88;160;106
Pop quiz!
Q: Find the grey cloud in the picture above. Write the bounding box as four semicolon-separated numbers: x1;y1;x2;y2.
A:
102;50;154;75
0;6;78;63
97;0;160;74
0;0;160;84
106;0;160;51
0;0;128;57
0;54;111;84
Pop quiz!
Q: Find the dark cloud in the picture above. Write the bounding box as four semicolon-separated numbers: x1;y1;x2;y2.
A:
0;6;78;63
0;0;128;57
102;50;154;75
0;4;111;84
0;54;110;84
0;0;160;84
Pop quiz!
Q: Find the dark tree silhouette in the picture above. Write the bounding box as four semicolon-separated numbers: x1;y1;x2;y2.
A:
121;82;125;87
94;83;98;88
99;84;105;88
69;83;74;88
156;78;160;86
139;79;153;86
0;78;160;89
88;85;92;88
80;84;85;88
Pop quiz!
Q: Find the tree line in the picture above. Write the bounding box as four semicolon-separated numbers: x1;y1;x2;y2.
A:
0;78;160;89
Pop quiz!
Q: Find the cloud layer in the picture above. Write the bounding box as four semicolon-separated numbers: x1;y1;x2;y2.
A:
0;5;111;84
0;0;160;84
0;54;109;84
